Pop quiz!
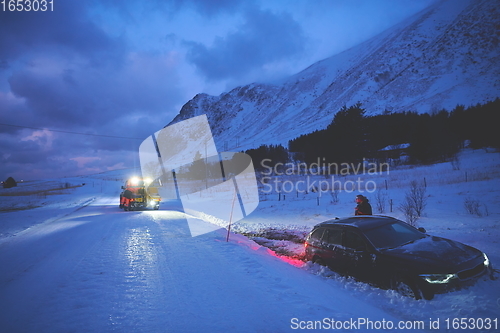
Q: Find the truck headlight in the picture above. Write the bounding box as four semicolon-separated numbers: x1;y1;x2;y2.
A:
420;273;457;284
130;177;140;186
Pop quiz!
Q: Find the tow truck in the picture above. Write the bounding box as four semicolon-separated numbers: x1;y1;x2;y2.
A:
119;177;161;211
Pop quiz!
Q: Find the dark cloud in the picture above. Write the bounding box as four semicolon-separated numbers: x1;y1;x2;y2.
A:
0;1;124;64
0;126;139;179
8;69;89;126
6;49;183;132
0;138;47;164
184;7;307;81
179;0;246;16
152;0;247;17
1;21;182;179
88;0;247;25
0;92;33;132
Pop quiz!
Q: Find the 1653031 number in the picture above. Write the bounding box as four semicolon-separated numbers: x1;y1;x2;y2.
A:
1;0;54;11
445;318;498;330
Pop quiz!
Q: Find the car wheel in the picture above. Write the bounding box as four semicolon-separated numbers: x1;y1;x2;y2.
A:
393;277;423;300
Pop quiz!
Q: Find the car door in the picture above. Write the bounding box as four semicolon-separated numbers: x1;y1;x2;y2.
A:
320;227;348;274
341;230;376;281
306;227;326;259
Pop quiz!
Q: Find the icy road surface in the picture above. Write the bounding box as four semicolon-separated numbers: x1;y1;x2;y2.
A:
0;196;401;333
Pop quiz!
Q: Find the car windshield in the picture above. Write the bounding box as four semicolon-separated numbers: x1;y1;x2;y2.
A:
363;221;426;250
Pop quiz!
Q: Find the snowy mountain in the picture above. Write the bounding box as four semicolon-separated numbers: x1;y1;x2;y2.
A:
169;0;500;150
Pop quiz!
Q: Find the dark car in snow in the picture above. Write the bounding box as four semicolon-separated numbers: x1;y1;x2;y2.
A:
304;216;494;300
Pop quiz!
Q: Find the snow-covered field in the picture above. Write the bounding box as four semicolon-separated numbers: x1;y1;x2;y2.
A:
0;149;498;332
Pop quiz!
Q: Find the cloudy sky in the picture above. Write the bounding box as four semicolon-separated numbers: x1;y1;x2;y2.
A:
0;0;437;180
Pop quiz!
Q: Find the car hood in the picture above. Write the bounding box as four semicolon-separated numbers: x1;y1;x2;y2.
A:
382;235;482;270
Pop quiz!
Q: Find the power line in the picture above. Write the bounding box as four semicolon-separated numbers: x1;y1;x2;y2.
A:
0;122;144;140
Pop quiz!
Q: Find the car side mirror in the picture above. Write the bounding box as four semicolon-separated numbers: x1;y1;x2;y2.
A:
418;227;427;233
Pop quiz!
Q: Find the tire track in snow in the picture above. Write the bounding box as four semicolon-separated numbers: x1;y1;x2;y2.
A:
30;211;181;332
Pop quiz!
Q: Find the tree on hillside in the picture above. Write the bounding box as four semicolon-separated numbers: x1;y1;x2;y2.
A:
326;103;369;164
245;144;288;172
464;99;500;149
288;99;499;168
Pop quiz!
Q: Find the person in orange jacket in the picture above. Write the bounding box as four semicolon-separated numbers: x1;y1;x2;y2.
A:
355;194;372;215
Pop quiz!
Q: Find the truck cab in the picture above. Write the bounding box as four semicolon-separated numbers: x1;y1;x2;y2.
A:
119;177;161;211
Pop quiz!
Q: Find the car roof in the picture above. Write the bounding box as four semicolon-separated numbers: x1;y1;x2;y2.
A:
314;215;400;231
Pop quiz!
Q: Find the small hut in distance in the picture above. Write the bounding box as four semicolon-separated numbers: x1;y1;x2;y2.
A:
2;177;17;189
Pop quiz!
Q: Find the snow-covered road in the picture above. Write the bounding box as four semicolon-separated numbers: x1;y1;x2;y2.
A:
1;150;499;333
0;196;402;333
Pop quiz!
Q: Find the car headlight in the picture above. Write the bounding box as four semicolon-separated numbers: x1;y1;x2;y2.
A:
420;273;457;284
483;253;490;267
